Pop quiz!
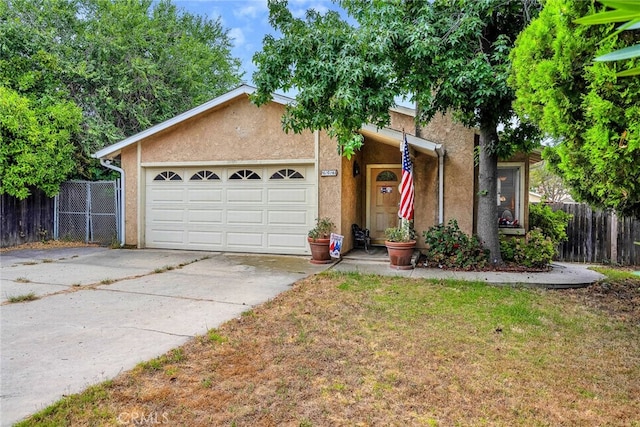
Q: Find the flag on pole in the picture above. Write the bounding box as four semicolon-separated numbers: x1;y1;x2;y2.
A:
399;134;414;221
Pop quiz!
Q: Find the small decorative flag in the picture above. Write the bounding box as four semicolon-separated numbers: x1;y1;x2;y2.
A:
329;233;343;258
399;134;414;220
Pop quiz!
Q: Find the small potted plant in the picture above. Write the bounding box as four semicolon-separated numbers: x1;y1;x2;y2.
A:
308;217;335;264
384;222;417;270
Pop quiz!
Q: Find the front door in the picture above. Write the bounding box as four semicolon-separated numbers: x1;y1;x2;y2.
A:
366;165;402;244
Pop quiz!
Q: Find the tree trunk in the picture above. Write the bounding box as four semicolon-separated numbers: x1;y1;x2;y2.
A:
477;124;502;266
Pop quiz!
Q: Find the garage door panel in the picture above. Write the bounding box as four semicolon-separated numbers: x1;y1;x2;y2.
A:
147;188;185;203
188;188;223;203
227;188;263;203
145;165;315;255
227;210;264;225
187;231;223;245
148;229;184;244
227;232;263;247
267;188;310;203
187;209;223;224
268;210;308;225
268;234;308;249
148;208;184;223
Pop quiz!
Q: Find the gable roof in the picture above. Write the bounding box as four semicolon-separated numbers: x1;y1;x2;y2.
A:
92;84;292;159
92;84;440;159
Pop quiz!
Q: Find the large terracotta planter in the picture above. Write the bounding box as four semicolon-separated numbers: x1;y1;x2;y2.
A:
385;240;416;270
308;237;333;264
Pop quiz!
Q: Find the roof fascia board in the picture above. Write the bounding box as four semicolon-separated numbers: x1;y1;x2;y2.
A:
360;124;443;157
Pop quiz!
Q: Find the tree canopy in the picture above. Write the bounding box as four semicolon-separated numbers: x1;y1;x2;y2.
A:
0;0;82;198
510;0;640;218
1;0;243;197
253;0;540;263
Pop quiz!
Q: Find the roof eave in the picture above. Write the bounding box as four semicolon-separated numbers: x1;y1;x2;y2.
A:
360;124;443;157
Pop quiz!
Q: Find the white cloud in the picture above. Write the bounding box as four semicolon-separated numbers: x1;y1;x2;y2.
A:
290;2;333;19
229;27;246;46
234;5;258;18
232;0;268;19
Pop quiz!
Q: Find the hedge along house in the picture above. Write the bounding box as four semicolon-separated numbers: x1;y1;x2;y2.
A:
93;84;537;256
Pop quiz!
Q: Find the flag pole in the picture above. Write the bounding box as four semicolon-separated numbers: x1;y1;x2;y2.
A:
399;129;405;229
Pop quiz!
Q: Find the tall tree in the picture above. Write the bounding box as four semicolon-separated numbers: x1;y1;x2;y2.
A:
0;0;82;198
2;0;243;181
510;0;640;218
75;0;243;156
253;0;540;263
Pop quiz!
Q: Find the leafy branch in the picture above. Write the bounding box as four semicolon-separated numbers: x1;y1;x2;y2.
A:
575;0;640;76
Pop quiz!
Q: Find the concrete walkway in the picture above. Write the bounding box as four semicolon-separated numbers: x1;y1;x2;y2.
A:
0;246;604;426
334;247;606;288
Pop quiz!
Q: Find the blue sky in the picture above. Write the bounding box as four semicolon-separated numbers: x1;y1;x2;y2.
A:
171;1;414;106
172;0;345;85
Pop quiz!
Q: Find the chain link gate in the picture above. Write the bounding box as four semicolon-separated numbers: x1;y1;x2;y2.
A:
54;180;120;245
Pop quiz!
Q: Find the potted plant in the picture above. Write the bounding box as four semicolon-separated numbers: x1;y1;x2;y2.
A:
384;222;417;270
308;217;335;264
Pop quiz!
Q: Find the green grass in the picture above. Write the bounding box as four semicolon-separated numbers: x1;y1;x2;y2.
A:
7;293;38;303
204;329;228;344
591;266;639;281
137;348;186;372
14;381;115;427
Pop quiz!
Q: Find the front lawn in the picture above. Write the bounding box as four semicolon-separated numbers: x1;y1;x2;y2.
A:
18;271;640;426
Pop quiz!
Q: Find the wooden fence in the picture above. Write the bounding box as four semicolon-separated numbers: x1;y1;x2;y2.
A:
554;203;640;266
1;190;55;248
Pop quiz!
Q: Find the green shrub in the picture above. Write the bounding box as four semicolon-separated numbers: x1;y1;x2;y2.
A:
528;203;572;245
308;217;335;239
422;219;489;270
385;222;416;242
500;228;555;269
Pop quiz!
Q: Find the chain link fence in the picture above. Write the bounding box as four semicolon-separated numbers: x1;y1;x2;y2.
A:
54;180;120;245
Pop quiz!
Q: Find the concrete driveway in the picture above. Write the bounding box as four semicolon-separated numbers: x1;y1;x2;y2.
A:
0;247;329;426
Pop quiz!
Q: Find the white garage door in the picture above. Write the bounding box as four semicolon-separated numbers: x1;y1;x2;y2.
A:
145;165;316;255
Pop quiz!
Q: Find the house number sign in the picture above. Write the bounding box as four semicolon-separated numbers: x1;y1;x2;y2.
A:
381;187;393;193
321;169;338;177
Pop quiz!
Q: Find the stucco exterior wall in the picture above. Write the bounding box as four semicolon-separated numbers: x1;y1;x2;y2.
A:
120;144;138;247
317;131;343;237
141;97;314;163
417;113;477;235
412;153;439;242
340;153;362;250
389;108;416;134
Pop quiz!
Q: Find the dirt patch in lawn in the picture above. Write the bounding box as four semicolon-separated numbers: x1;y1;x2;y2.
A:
21;272;640;426
562;268;640;325
0;240;100;253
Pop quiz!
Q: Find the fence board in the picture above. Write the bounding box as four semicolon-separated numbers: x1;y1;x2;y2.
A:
555;203;640;266
1;190;55;247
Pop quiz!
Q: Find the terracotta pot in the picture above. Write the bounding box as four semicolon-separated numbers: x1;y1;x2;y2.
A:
385;240;416;270
308;237;333;264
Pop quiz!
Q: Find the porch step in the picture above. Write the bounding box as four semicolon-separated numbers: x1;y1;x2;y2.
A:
342;246;389;262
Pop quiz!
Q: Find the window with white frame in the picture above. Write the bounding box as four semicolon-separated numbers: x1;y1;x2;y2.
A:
497;163;525;229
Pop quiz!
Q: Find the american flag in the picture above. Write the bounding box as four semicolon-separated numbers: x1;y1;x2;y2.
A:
398;135;414;221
